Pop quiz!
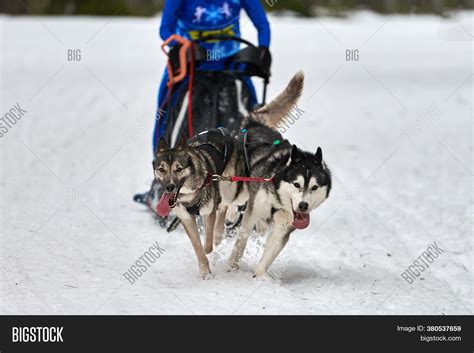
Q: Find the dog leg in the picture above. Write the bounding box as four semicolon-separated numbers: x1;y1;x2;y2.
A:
213;205;227;247
204;212;216;254
177;211;211;279
228;210;255;270
254;210;294;277
225;204;239;224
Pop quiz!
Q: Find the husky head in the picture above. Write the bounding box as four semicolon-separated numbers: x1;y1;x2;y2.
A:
277;145;331;230
152;135;192;216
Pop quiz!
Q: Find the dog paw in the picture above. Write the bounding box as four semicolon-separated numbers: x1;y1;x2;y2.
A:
213;235;223;247
226;262;239;272
204;244;213;255
200;271;213;280
254;266;266;278
199;264;212;280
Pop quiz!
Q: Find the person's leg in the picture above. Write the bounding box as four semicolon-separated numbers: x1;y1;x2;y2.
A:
152;68;170;153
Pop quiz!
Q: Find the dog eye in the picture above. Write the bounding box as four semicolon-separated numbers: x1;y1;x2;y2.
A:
176;167;183;173
293;182;301;188
312;185;319;191
158;167;165;173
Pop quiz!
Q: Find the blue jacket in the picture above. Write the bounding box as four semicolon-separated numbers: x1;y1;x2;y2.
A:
160;0;270;58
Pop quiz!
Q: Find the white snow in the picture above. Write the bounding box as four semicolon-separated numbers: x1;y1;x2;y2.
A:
1;11;472;314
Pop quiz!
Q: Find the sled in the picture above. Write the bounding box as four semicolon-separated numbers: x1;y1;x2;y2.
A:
157;34;271;145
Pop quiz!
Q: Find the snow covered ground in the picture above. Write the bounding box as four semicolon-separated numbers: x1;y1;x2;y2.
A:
1;11;472;315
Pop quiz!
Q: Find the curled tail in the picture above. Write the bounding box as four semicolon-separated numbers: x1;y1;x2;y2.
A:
248;71;304;129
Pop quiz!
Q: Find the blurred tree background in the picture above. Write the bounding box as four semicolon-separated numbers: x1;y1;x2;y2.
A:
0;0;472;16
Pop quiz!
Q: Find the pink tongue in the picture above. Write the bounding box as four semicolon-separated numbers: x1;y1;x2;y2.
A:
293;212;310;230
156;192;173;217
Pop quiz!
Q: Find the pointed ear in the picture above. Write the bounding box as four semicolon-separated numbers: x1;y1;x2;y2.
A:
177;133;187;149
315;147;323;164
290;145;301;164
157;138;168;153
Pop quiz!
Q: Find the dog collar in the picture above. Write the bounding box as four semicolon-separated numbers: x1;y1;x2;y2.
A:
202;172;214;188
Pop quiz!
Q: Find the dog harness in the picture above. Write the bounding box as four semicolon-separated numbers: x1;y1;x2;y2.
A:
190;127;234;174
210;128;280;183
182;127;276;215
184;128;234;215
211;175;273;183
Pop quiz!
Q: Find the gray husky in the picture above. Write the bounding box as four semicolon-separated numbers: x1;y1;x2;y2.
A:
222;71;332;277
153;128;234;278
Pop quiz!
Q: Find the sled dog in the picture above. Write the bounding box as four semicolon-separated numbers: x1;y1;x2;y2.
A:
153;128;234;278
223;71;332;276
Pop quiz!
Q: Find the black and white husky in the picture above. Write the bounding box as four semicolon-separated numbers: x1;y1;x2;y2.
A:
223;72;332;277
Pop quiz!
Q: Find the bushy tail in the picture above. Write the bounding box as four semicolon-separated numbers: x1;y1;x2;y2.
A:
248;71;304;129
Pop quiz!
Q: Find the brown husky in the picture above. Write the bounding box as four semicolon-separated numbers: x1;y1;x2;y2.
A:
153;128;234;278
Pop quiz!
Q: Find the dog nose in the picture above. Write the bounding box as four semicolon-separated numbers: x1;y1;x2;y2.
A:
298;201;308;212
166;184;175;192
